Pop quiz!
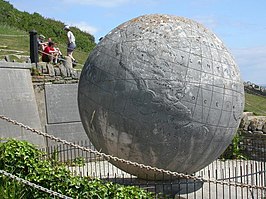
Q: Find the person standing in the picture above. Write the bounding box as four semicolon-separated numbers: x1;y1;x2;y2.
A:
63;25;76;62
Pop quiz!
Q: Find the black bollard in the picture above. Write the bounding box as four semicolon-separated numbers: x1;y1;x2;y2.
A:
29;30;39;64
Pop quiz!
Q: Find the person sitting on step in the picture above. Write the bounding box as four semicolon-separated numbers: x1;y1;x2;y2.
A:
41;41;59;63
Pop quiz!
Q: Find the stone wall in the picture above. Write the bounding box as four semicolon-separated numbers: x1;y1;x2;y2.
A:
240;112;266;134
0;60;90;150
229;112;266;161
33;82;92;160
43;83;90;146
0;61;45;147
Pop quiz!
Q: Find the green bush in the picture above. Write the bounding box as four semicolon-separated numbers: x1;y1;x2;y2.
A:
219;132;249;160
0;176;27;199
0;139;154;198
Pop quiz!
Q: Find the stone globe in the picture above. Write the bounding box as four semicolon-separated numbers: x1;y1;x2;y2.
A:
78;14;244;180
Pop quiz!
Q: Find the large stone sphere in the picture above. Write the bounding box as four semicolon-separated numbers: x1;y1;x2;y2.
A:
78;14;244;180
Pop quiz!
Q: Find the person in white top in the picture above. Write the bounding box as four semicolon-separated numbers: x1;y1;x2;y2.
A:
63;25;76;62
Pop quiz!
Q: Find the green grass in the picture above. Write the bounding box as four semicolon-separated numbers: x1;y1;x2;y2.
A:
0;24;89;68
0;25;29;62
244;93;266;116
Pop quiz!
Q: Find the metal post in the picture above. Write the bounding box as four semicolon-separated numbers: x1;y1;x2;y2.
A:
29;30;39;65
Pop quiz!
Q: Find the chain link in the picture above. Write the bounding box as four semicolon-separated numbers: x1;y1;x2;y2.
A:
0;169;73;199
0;115;265;191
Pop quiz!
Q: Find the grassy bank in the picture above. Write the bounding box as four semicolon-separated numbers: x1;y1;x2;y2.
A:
244;93;266;116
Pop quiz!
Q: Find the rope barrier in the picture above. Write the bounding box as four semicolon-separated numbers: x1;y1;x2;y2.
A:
0;169;73;199
0;115;265;191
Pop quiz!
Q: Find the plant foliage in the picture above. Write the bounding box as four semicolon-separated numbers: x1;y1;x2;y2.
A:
0;139;154;198
219;132;249;160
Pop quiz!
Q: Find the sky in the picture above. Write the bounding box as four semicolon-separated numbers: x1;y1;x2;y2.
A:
7;0;266;85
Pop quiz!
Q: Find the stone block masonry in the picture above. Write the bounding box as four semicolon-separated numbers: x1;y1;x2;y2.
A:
240;112;266;134
0;61;45;147
43;83;90;147
45;84;81;124
0;60;91;152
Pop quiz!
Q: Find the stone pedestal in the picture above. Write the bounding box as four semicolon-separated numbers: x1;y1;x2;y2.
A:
0;61;45;147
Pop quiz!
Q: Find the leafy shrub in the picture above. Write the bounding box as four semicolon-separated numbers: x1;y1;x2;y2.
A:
219;132;249;160
0;139;154;198
0;176;27;199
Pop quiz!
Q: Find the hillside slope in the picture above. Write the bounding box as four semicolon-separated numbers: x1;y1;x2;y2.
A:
244;93;266;116
0;0;96;54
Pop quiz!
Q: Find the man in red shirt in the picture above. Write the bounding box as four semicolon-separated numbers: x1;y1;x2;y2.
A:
41;41;59;63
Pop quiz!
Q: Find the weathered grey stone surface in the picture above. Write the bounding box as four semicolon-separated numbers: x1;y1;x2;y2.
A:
54;67;61;76
71;70;80;79
59;63;67;77
38;62;47;74
248;116;266;131
263;124;266;133
33;84;47;133
248;120;257;131
46;122;90;146
43;83;91;155
78;14;244;179
240;112;266;134
239;112;253;129
0;61;45;147
47;63;55;76
64;56;73;69
45;84;80;124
